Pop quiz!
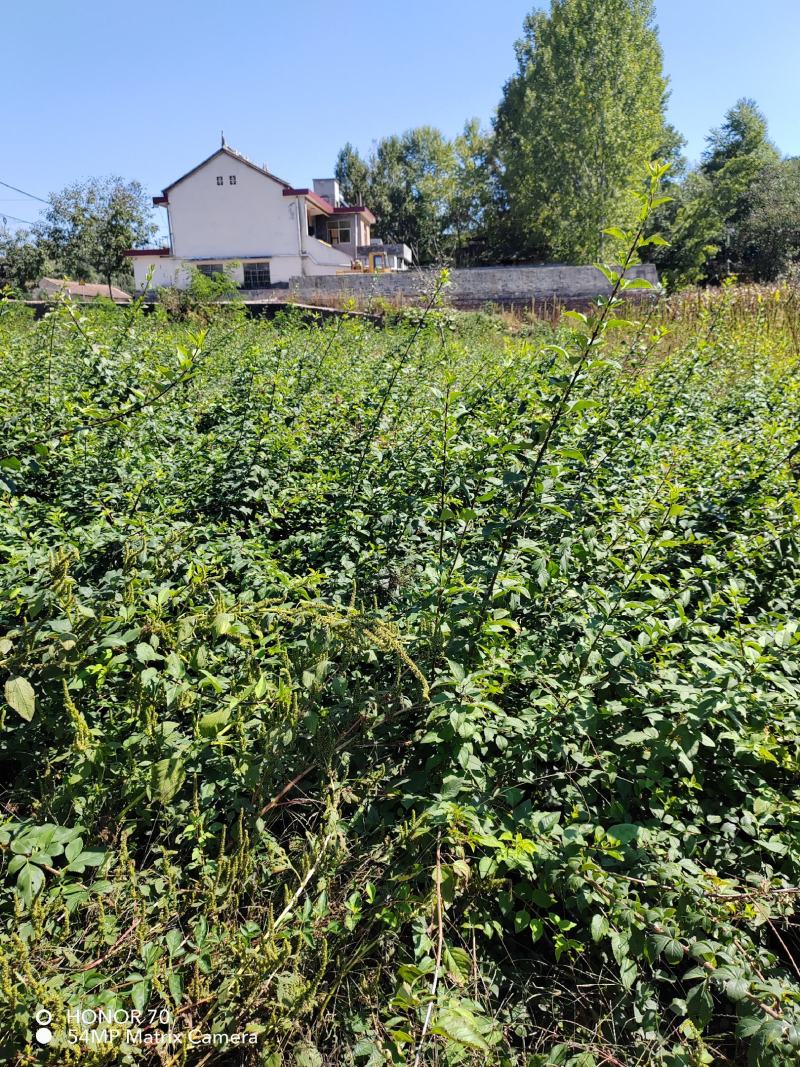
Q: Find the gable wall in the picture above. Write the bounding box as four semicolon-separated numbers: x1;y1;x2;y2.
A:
167;154;300;260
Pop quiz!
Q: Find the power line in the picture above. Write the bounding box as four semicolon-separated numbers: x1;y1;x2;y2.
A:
1;213;37;226
0;179;48;204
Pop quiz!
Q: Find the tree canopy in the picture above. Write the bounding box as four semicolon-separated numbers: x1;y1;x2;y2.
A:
334;124;493;265
650;99;795;287
0;229;48;293
35;177;156;295
492;0;669;262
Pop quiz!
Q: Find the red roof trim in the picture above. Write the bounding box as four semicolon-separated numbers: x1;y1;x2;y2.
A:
282;188;336;214
333;205;376;223
124;247;171;257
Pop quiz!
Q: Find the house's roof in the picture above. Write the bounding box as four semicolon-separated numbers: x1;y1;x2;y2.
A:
282;188;337;214
281;189;377;224
37;277;131;302
151;145;379;225
334;205;376;224
155;146;291;205
124;247;171;258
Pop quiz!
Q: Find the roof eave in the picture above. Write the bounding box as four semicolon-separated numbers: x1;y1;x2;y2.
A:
333;205;376;224
282;188;337;214
162;146;291;196
124;247;171;258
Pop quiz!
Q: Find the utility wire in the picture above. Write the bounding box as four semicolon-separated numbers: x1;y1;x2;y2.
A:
1;213;38;226
0;179;48;204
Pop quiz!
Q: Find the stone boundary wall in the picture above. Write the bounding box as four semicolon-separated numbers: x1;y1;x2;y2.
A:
289;263;659;309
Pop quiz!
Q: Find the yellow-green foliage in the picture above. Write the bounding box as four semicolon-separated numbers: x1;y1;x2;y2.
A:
1;277;800;1065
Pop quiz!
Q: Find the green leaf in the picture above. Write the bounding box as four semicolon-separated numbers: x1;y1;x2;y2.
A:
736;1014;765;1039
663;938;684;965
212;613;235;636
131;980;149;1013
148;757;185;804
725;977;750;1002
686;982;714;1028
514;909;531;933
607;823;640;845
168;972;183;1004
65;837;83;864
135;643;162;664
198;709;232;738
166;929;183;956
294;1043;323;1067
590;914;609;942
5;676;35;721
432;1004;491;1051
620;957;637;990
16;861;44;906
67;850;105;873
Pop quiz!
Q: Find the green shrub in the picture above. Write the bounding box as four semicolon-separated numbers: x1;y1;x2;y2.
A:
1;227;800;1064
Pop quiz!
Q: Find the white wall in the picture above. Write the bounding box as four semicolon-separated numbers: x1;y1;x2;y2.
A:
131;249;351;291
167;153;299;260
131;257;191;291
303;235;352;275
144;151;352;289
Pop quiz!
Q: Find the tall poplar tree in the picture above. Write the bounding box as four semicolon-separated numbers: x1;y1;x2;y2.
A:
334;143;371;206
494;0;668;262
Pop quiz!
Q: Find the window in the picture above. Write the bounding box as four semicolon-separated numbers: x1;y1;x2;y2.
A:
197;263;224;277
229;175;237;185
216;176;224;186
329;222;351;244
243;262;271;288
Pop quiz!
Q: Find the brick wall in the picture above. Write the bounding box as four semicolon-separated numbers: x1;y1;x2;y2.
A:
289;263;659;308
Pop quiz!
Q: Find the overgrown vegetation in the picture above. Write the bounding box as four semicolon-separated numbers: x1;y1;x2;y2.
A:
2;190;800;1065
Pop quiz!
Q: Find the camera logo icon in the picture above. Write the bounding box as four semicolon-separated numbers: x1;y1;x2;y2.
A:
35;1010;53;1044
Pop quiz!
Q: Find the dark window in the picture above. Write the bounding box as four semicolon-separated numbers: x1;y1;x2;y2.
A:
215;176;224;186
329;222;351;244
229;175;237;185
243;262;271;288
197;263;224;277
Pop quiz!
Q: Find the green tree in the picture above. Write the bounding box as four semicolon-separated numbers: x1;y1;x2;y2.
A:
367;127;457;263
737;157;800;281
655;100;782;288
700;99;779;280
447;120;495;264
334;143;371;206
494;0;669;262
334;123;498;265
0;229;48;294
702;98;777;176
36;177;156;296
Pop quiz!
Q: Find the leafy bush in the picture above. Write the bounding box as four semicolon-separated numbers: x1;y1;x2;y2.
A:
156;262;243;323
1;235;800;1063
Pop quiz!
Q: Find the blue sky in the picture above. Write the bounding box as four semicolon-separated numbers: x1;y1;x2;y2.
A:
2;0;799;239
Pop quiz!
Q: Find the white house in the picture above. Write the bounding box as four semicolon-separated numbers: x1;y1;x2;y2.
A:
126;142;411;292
